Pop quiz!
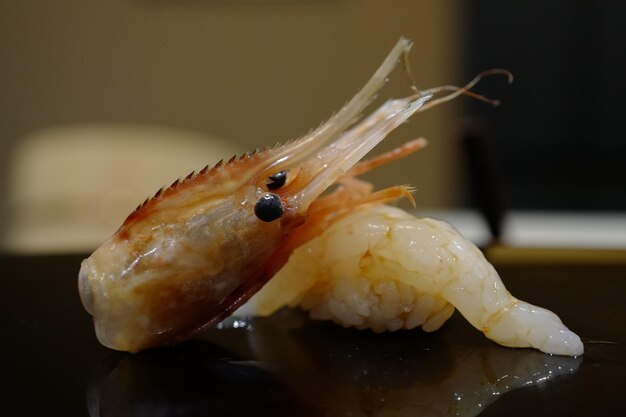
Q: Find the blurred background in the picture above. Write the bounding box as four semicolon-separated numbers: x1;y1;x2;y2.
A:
1;0;624;253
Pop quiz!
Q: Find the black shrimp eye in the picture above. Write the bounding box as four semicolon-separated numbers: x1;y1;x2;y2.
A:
267;170;287;190
254;193;284;222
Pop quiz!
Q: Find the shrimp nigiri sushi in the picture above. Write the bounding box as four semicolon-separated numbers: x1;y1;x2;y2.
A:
79;36;582;356
240;205;584;356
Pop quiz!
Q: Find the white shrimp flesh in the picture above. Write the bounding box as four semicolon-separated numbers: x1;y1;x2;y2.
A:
240;205;584;356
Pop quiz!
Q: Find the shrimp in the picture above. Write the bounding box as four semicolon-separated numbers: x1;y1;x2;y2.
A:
241;204;584;356
78;37;510;353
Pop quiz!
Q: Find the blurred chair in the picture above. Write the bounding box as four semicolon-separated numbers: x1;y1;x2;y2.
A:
3;124;244;254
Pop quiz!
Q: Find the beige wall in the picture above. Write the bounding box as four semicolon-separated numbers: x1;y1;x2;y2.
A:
0;0;464;250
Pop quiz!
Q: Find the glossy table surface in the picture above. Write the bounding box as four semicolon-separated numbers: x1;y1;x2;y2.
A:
1;254;624;417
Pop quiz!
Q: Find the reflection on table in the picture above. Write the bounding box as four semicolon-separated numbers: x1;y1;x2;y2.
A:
88;310;581;417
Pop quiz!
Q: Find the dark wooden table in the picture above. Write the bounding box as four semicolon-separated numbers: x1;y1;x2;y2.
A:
1;254;624;416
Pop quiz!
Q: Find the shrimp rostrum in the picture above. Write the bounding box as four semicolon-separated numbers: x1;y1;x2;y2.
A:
79;38;583;356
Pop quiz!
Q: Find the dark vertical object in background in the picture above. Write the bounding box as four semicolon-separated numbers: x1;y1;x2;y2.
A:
464;1;626;211
462;119;505;242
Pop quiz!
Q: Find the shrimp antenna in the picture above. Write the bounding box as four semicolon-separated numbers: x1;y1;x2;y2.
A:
401;43;421;94
410;69;514;111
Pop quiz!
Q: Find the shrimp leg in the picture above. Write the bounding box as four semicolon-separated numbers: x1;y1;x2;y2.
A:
343;138;428;179
305;138;428;217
